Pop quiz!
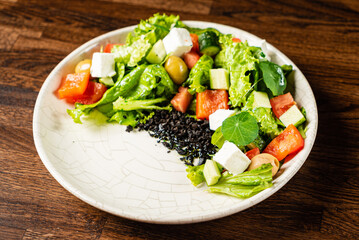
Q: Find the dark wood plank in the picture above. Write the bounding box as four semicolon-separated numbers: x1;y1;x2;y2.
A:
0;0;358;239
0;225;25;240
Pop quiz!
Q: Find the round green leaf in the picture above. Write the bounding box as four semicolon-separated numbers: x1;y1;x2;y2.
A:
221;112;259;146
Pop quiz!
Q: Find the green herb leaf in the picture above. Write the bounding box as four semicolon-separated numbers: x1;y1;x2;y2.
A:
221;112;259;146
259;61;286;96
211;126;225;148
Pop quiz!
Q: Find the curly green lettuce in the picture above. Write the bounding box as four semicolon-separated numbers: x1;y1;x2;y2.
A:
183;54;214;94
242;92;282;138
68;64;175;124
215;35;259;107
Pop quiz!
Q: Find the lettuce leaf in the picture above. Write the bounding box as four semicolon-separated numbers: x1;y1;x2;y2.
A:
242;92;282;138
113;97;171;111
112;13;186;67
109;110;140;127
207;163;273;198
112;37;152;67
215;35;259;107
183;54;213;94
68;65;147;123
128;13;186;45
252;108;282;138
123;64;176;100
68;64;176;124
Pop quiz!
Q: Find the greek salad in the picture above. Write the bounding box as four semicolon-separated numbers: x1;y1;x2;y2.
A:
57;14;307;199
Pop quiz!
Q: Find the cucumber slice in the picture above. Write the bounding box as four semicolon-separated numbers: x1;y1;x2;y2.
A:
203;160;221;186
146;40;166;64
210;68;229;90
247;134;268;151
279;105;306;127
99;77;114;87
253;91;271;108
199;31;220;56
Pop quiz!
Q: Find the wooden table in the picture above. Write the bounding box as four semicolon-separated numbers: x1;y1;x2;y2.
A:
1;0;358;239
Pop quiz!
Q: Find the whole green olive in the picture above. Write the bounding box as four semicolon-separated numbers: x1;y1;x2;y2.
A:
164;56;189;85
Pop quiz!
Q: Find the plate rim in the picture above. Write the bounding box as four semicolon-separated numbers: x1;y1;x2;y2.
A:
33;20;318;224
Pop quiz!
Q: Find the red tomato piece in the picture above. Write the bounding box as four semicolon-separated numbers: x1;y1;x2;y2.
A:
196;90;229;120
232;38;241;43
67;81;107;105
182;51;200;69
263;124;304;161
58;72;90;99
245;148;260;160
171;87;193;113
103;43;123;53
190;33;200;53
270;92;296;118
284;150;300;163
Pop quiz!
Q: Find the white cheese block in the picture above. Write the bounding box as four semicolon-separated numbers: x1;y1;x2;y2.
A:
209;109;235;131
90;52;116;78
162;28;192;57
213;141;251;175
253;91;271;109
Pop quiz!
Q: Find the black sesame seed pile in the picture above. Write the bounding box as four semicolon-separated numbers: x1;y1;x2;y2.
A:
129;110;217;166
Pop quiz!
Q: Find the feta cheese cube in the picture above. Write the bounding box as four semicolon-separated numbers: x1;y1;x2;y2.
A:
90;52;116;78
162;28;192;57
209;109;235;130
213;141;251;175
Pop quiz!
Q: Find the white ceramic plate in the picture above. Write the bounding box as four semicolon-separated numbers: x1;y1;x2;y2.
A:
33;21;318;224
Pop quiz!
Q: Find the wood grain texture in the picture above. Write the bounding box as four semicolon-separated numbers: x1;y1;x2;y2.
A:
0;0;358;239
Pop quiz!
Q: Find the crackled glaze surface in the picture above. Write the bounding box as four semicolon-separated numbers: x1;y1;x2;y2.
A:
33;21;318;224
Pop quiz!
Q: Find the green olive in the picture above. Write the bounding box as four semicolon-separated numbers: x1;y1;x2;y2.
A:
164;56;188;85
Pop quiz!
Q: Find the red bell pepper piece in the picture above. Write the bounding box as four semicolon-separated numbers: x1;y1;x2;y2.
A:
245;148;260;160
263;124;304;161
171;87;193;113
284;150;300;163
196;89;229;120
67;81;107;105
232;38;241;43
58;72;90;99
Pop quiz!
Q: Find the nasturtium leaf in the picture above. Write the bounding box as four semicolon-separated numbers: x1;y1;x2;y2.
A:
221;112;259;146
259;61;286;96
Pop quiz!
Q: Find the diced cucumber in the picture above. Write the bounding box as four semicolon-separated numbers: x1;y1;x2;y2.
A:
253;91;271;108
99;76;114;87
247;134;268;151
203;160;221;186
146;39;166;64
210;68;229;90
199;31;220;56
279;105;306;127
